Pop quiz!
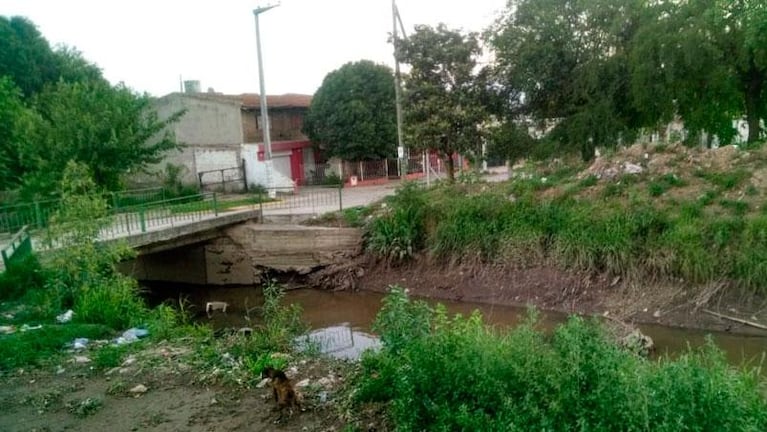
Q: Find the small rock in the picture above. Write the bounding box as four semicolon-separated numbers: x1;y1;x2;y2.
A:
121;356;136;367
256;378;270;388
129;384;148;395
602;311;610;317
653;310;662;318
295;379;310;388
288;366;299;375
55;366;66;375
74;356;91;364
623;162;644;174
210;398;218;405
317;377;334;387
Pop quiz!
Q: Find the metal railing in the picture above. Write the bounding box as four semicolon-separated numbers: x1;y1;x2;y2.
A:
1;225;32;268
99;192;220;239
255;186;343;216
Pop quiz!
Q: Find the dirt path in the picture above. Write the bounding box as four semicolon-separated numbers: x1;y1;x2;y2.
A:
0;345;353;432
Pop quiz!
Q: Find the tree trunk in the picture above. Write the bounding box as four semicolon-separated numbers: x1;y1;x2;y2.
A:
744;69;764;144
445;155;455;183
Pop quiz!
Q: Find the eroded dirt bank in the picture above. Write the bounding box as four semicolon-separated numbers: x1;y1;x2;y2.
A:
351;258;767;335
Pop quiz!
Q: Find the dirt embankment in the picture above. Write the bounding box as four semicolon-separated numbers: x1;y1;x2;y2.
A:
340;257;767;336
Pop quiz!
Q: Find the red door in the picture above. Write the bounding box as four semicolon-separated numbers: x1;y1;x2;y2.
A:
290;148;305;186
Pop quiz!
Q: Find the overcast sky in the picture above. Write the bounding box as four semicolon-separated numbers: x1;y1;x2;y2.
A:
4;0;509;97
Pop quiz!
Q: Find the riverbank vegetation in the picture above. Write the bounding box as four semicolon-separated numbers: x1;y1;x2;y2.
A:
367;144;767;297
351;287;767;431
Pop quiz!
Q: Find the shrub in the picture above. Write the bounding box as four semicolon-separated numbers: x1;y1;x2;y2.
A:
353;290;767;431
0;254;46;301
367;183;427;261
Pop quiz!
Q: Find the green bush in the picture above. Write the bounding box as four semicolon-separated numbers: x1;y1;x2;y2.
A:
354;290;767;431
0;254;46;301
367;182;427;262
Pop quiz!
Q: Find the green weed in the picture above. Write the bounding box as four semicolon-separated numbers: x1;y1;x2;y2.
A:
0;324;112;370
695;169;751;190
353;290;767;431
367;182;427;262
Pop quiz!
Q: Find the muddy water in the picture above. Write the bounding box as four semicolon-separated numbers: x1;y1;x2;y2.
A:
147;285;767;371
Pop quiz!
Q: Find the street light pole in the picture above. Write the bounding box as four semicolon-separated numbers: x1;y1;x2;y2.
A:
392;0;406;180
254;4;279;197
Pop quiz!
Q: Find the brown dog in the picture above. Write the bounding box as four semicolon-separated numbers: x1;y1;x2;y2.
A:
261;367;300;414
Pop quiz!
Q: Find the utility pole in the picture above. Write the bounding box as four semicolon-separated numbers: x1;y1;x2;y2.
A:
254;3;279;197
392;0;407;180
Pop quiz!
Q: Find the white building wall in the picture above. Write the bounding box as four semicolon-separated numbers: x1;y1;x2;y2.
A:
241;144;294;190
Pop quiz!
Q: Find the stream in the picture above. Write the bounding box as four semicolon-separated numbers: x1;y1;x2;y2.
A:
146;284;767;372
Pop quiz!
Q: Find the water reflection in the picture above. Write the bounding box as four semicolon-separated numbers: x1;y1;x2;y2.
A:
145;283;766;371
297;324;381;360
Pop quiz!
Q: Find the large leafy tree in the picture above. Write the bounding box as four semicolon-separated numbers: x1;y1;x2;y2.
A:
0;77;32;190
304;60;396;160
0;16;183;197
632;0;766;144
22;81;182;196
489;0;643;159
0;16;59;98
396;24;488;181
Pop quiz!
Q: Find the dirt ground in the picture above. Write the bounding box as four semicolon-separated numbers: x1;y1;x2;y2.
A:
0;344;362;432
356;258;767;336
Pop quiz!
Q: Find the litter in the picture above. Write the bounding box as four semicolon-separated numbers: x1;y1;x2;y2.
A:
0;325;15;335
113;327;149;345
72;338;89;350
56;310;74;323
206;301;228;317
20;324;42;332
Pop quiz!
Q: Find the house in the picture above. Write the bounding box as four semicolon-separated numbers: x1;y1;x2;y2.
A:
144;92;315;191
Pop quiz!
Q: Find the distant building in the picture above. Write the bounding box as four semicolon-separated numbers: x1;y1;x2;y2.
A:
141;92;315;191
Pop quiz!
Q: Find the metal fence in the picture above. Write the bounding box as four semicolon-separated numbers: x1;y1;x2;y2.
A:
255;186;343;215
99;193;220;239
1;226;32;269
198;165;247;192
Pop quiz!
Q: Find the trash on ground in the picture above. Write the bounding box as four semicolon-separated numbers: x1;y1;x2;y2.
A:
20;324;42;332
0;325;15;335
56;310;74;323
113;327;149;345
72;338;89;350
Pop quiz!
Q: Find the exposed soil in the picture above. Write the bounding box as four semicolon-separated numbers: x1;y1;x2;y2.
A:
0;343;362;432
354;257;767;336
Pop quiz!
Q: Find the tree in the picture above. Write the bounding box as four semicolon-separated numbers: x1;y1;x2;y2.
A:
632;0;766;145
0;77;32;190
21;81;182;197
489;0;643;159
0;16;59;98
304;60;396;161
396;24;488;181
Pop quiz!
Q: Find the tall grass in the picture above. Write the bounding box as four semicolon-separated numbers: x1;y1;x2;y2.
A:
353;288;767;431
365;185;767;294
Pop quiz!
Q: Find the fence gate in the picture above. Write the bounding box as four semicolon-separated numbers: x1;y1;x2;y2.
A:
197;162;247;192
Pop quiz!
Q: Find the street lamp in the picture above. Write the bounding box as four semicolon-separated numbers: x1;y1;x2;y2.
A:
254;3;279;197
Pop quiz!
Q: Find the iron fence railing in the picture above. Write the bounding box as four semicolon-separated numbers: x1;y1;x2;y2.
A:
1;225;32;269
255;186;343;215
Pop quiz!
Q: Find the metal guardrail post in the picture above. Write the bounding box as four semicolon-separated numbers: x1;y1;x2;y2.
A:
139;207;147;232
212;192;219;216
259;193;264;223
34;202;42;229
338;184;343;212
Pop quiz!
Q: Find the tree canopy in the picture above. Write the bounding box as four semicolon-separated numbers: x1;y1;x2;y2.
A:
487;0;766;162
0;16;181;198
305;60;396;161
396;24;488;181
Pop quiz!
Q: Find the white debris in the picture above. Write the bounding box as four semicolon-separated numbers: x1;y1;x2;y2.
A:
56;310;74;323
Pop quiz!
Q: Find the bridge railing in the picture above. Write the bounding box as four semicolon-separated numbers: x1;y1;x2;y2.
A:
99;192;220;239
1;225;32;269
254;186;343;215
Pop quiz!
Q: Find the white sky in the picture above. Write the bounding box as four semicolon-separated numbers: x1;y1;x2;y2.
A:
3;0;508;97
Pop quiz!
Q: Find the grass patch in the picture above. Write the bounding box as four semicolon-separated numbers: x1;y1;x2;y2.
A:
353;288;767;431
0;324;112;370
695;169;751;190
648;173;686;197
